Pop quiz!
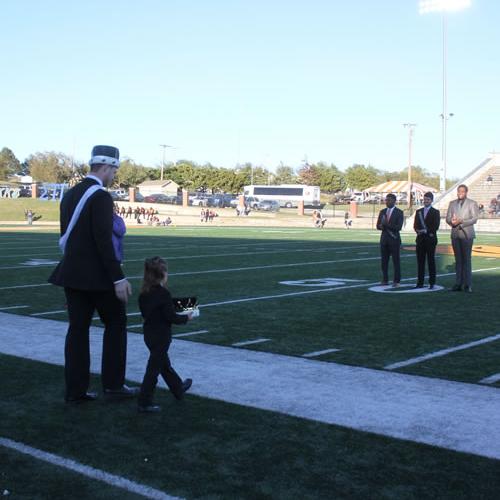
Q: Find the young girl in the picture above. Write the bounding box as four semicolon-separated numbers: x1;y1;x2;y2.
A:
138;256;193;413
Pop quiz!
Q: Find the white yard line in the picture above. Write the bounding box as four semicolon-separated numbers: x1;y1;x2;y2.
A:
232;338;271;347
0;253;385;289
0;243;380;270
302;348;341;358
0;305;28;311
1;313;500;461
0;437;181;500
126;323;143;328
172;330;209;338
385;333;500;370
479;373;500;385
18;266;500;318
31;309;66;317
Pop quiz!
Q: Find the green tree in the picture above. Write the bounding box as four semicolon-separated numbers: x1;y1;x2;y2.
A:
0;147;21;180
274;164;297;185
114;158;149;188
344;164;381;191
28;152;73;183
315;162;345;193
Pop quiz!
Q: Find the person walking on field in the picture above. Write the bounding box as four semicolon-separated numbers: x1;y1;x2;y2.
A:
49;145;138;403
137;257;193;413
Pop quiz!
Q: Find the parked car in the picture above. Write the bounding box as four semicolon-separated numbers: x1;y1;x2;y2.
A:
191;195;209;206
144;193;176;204
257;200;280;212
211;194;234;208
244;196;260;209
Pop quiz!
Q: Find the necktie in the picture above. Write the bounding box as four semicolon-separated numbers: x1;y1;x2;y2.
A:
386;209;391;221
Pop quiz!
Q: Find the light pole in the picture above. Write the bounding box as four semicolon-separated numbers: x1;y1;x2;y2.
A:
159;144;172;181
419;0;471;192
403;123;417;210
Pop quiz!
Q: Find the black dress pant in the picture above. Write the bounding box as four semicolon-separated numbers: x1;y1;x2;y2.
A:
380;241;401;283
139;331;183;405
451;237;474;287
416;235;437;286
64;287;127;399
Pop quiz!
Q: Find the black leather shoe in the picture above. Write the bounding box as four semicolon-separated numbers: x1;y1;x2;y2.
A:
182;378;192;393
65;391;98;403
414;284;424;289
138;404;161;413
429;284;435;290
104;385;140;398
450;285;462;292
464;286;472;293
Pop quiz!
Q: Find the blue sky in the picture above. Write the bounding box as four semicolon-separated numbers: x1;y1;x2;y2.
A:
1;1;498;179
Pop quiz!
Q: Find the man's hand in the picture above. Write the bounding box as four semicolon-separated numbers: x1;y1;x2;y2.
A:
114;280;132;303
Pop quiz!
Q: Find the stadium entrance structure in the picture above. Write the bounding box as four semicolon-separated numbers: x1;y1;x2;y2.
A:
365;181;438;205
433;153;500;215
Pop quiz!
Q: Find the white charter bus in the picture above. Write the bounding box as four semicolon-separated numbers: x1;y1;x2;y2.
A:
243;184;321;208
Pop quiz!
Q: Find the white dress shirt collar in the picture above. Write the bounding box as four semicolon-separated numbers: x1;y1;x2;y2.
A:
86;174;103;187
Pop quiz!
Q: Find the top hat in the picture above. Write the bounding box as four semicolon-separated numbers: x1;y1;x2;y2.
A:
89;145;120;167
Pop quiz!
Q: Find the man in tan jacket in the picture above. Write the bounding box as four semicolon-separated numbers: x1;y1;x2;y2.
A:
446;184;479;293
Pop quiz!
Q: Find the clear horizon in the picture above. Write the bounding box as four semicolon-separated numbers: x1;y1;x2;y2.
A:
1;1;498;179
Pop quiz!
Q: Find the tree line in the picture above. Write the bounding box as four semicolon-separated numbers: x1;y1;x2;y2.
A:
0;147;451;194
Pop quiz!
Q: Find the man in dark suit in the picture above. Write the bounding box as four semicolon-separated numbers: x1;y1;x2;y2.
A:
49;145;138;403
413;191;440;289
376;193;404;287
445;184;479;293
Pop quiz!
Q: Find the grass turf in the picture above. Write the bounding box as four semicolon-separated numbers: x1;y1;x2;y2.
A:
0;227;499;385
1;354;500;500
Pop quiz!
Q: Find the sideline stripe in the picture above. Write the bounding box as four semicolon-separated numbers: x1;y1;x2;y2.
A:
173;330;209;338
479;373;500;385
127;323;143;328
232;338;271;347
302;348;341;358
385;333;500;370
0;437;181;500
0;305;28;311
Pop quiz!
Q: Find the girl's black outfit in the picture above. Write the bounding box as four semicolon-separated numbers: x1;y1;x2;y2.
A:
138;284;188;405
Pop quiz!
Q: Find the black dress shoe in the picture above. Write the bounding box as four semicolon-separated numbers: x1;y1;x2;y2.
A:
174;379;193;400
138;404;161;413
464;286;472;293
414;284;424;289
104;385;140;398
429;284;435;290
182;378;192;393
450;285;462;292
65;391;98;403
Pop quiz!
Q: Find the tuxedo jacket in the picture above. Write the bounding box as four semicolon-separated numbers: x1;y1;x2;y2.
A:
413;206;440;240
48;177;125;290
376;206;404;244
445;198;479;240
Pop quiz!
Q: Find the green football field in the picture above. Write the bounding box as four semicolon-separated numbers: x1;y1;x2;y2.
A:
1;226;499;499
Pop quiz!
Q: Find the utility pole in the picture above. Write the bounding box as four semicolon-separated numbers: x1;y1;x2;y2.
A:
159;144;172;181
403;123;417;211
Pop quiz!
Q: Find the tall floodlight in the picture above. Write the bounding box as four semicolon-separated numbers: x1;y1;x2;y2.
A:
419;0;471;192
403;123;417;210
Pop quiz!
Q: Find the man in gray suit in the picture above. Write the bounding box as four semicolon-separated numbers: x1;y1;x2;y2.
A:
446;184;479;292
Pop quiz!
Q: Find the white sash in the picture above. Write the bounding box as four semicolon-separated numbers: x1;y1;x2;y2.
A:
59;185;104;253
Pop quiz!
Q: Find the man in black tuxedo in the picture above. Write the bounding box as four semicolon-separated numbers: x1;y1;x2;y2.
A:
49;145;138;403
413;191;440;289
376;193;404;287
